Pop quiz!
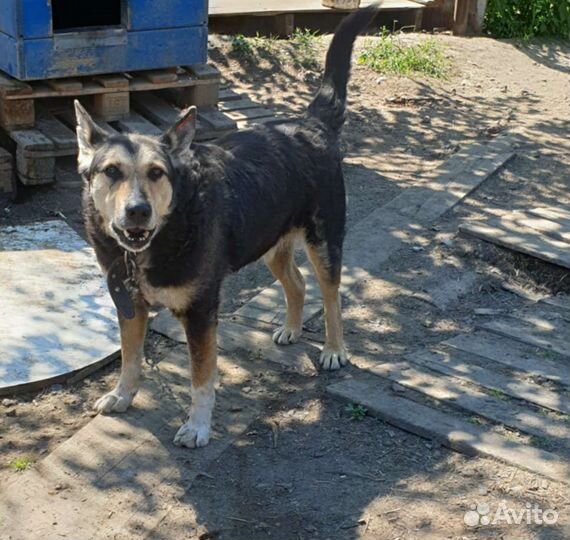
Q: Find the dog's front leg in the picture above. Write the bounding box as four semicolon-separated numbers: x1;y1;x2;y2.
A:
174;311;217;448
95;300;149;413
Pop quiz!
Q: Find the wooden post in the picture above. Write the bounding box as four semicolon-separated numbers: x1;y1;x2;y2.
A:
274;14;295;37
453;0;477;35
414;8;424;31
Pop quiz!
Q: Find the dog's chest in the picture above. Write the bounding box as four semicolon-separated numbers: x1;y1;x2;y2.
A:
137;272;195;312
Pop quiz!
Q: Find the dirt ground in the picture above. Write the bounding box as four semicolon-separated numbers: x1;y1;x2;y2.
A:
1;31;570;539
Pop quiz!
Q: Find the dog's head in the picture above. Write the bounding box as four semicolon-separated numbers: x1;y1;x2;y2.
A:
74;100;196;252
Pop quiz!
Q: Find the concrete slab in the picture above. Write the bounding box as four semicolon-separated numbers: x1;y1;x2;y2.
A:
0;220;119;395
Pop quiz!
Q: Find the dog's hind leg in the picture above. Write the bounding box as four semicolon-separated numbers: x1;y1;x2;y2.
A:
174;307;218;448
264;234;306;345
305;241;348;370
95;300;148;413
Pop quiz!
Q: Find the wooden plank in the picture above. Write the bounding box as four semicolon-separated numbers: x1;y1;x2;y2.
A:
3;72;215;102
10;128;54;153
151;312;318;376
139;69;179;84
225;107;275;121
115;111;163;137
58;109;119;138
407;349;570;415
0;70;33;97
444;331;570;387
132;93;180;128
366;360;570;441
327;377;570;484
524;208;570;243
46;78;83;93
197;109;237;132
92;73;130;89
529;207;570;231
459;217;570;270
35;109;77;152
219;88;243;102
218;98;265;112
186;64;221;81
480;315;569;359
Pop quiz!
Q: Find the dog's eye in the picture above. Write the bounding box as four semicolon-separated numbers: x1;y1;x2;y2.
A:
148;167;165;181
104;165;122;180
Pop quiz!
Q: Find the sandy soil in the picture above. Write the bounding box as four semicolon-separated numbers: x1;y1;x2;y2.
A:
1;32;570;539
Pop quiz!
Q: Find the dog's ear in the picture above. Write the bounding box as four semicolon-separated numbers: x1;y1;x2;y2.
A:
74;100;107;174
161;106;197;154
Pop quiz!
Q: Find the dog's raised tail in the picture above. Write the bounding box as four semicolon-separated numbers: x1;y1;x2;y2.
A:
307;4;379;134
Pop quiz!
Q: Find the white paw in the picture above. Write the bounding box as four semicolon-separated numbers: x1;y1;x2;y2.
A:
94;390;133;413
173;420;211;448
319;347;349;371
272;325;302;345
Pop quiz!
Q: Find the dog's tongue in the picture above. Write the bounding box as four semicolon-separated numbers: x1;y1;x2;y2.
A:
107;257;136;319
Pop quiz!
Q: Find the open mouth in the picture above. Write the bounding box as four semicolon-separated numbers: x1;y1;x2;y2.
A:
113;225;154;250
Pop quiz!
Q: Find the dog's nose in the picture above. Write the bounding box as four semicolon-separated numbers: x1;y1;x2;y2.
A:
125;202;151;225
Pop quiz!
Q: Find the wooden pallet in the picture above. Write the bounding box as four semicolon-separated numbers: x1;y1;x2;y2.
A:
6;83;278;186
328;296;570;483
0;64;222;130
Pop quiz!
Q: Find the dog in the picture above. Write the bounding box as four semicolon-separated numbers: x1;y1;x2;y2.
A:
75;7;377;448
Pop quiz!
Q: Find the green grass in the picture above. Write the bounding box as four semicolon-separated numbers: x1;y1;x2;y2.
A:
8;456;34;472
488;388;508;400
358;30;450;79
230;29;321;69
230;34;255;57
345;403;368;421
289;28;321;68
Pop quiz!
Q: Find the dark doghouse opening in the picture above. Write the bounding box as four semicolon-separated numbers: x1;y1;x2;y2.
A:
52;0;122;32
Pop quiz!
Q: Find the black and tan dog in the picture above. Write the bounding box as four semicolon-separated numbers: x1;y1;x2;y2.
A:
75;7;376;448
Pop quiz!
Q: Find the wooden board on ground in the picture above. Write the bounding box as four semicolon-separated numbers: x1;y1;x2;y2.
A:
327;376;570;484
459;212;570;270
0;349;267;540
407;349;570;414
151;311;319;376
365;359;570;441
479;314;569;359
528;206;570;234
233;135;516;327
443;331;570;387
0;220;119;395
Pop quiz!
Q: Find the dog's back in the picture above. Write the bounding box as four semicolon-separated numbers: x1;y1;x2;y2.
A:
205;6;378;271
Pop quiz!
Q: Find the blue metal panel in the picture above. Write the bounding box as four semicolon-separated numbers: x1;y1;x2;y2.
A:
0;0;18;37
20;0;52;38
128;0;208;29
20;26;208;80
0;32;19;76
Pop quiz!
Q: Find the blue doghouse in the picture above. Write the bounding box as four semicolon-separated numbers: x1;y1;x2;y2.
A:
0;0;208;80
